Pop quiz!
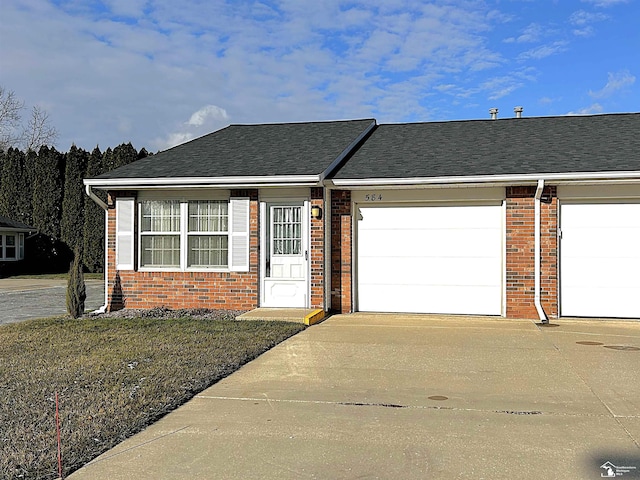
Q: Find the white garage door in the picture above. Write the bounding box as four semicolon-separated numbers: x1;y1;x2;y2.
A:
357;204;503;315
560;202;640;318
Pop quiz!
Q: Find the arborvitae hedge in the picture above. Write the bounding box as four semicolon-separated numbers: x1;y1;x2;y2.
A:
0;148;32;225
0;142;145;274
61;145;88;254
83;146;105;273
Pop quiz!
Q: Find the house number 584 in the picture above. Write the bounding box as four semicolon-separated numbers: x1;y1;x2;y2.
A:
365;194;383;201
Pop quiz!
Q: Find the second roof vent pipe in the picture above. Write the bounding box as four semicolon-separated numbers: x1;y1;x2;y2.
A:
514;106;524;118
489;108;498;120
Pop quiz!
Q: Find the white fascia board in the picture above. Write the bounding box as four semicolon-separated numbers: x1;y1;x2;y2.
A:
83;175;321;190
330;171;640;188
0;227;34;233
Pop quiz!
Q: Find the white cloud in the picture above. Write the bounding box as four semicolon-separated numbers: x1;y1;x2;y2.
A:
518;41;568;60
566;103;604;115
187;105;229;127
154;105;230;150
589;70;636;98
569;9;607;36
570;10;608;26
3;0;634;152
515;23;544;43
581;0;628;7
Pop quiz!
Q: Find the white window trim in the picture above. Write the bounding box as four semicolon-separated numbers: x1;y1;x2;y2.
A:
138;200;181;270
137;198;243;272
0;233;23;261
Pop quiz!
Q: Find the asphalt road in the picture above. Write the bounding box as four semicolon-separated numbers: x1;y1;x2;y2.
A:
0;278;105;325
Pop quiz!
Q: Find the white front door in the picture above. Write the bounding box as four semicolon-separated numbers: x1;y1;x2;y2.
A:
262;202;309;307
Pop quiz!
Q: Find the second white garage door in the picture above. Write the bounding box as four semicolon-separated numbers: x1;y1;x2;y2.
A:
560;201;640;318
357;204;503;315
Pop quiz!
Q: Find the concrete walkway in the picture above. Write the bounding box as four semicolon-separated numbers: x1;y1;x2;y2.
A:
69;314;640;480
0;278;104;324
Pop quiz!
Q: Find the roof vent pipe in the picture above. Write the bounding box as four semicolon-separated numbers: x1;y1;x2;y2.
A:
514;106;523;118
489;108;498;120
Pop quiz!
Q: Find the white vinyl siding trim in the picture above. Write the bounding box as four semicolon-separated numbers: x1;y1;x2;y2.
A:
116;197;135;270
229;198;250;272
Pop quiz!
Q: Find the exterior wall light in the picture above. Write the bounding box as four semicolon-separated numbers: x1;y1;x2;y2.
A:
310;205;322;220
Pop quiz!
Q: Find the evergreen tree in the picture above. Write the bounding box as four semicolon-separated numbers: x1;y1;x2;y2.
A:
101;147;114;173
61;145;88;255
83;146;105;272
0;148;31;224
31;145;63;238
0;149;4;199
66;248;86;318
113;142;138;169
22;149;37;225
137;147;151;160
31;145;66;271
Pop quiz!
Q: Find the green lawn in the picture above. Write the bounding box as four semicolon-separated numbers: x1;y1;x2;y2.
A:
0;314;305;479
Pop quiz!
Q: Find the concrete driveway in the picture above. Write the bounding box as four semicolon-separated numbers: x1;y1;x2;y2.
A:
0;278;105;324
69;314;640;480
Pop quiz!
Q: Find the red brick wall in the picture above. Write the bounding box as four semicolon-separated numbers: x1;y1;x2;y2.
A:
106;189;260;311
310;187;325;309
540;186;558;318
505;186;558;319
331;190;352;313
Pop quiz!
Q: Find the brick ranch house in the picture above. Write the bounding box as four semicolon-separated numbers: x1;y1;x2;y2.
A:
84;113;640;320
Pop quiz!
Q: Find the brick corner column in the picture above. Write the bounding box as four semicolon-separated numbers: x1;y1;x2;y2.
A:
331;190;352;313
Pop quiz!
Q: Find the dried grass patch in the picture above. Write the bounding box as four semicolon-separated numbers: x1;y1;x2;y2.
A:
0;313;305;479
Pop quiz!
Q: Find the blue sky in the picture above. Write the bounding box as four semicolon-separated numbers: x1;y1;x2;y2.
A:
1;0;638;152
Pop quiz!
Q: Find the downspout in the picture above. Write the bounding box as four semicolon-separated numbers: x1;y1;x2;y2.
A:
534;179;548;323
85;185;108;313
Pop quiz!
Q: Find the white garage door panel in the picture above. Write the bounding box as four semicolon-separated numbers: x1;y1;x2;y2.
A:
562;257;640;288
360;284;501;315
358;256;501;286
357;204;502;315
561;202;640;318
358;228;498;257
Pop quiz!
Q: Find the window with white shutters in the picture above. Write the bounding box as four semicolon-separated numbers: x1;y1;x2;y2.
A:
134;197;249;272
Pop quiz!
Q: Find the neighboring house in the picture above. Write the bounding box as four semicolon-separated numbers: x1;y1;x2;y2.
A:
84;113;640;319
0;216;35;263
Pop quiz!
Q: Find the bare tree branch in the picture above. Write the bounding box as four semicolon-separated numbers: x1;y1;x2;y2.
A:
22;105;58;152
0;86;25;150
0;86;58;151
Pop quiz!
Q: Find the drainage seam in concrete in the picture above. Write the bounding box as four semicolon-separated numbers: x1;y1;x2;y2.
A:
195;394;640;419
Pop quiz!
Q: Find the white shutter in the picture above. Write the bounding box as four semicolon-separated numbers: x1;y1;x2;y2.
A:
18;233;25;260
116;197;135;270
229;198;250;272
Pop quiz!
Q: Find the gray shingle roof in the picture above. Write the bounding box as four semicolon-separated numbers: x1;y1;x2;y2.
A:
94;119;375;180
0;216;36;232
332;113;640;180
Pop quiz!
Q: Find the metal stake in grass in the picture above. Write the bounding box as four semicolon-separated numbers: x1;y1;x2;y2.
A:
55;391;63;479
